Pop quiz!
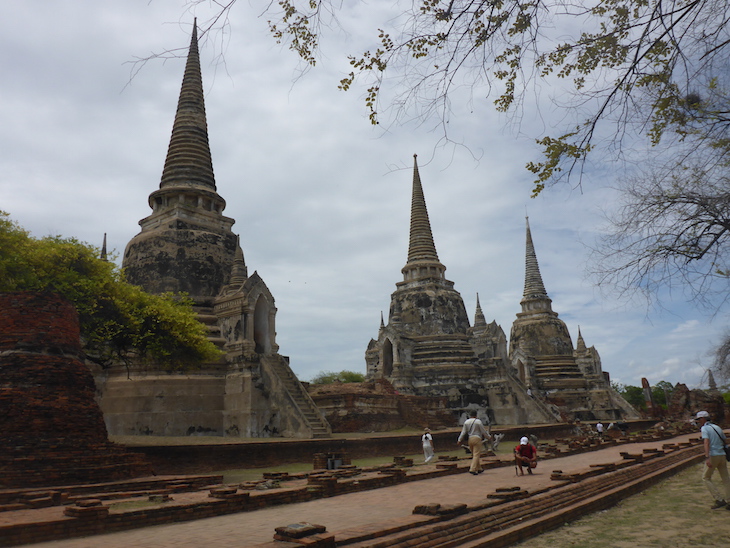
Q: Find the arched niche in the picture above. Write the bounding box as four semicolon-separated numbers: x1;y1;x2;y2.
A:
253;295;271;354
516;360;526;384
382;339;394;377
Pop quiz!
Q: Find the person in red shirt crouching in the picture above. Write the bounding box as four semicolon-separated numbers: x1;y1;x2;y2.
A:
514;436;537;475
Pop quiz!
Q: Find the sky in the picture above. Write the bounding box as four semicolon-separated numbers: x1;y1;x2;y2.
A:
0;1;725;389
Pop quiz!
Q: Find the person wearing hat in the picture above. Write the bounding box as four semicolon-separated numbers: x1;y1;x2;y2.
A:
696;410;730;509
457;410;489;475
421;428;435;463
514;436;537;475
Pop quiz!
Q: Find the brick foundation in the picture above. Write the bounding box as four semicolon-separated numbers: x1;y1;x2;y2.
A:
0;292;151;488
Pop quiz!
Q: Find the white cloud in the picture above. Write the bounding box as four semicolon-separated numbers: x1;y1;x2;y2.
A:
0;1;725;387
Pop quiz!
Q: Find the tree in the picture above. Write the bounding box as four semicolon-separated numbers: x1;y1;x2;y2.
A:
614;383;646;410
174;1;730;312
0;212;221;368
310;370;366;384
185;0;730;194
651;380;674;408
590;152;730;310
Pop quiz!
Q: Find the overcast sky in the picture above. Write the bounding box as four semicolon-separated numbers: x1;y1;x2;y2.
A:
1;1;725;388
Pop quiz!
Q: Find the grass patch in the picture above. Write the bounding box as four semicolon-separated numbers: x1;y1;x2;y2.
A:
514;463;730;548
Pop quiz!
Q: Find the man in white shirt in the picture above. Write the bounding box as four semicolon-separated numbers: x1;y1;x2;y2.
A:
457;410;489;475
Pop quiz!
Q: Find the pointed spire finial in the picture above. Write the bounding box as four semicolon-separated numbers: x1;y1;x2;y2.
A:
158;19;217;192
229;235;248;285
708;369;718;391
520;217;553;314
100;233;107;261
473;292;487;331
576;325;587;352
523;217;549;299
401;154;446;282
406;154;440;264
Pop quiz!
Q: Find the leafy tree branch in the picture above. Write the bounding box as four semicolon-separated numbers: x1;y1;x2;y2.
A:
0;212;221;369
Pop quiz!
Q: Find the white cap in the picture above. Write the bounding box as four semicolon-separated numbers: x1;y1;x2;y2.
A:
696;411;710;419
520;436;529;445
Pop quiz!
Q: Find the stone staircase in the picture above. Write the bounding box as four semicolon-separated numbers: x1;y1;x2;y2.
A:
265;355;332;439
533;356;588;390
194;306;227;350
411;335;478;368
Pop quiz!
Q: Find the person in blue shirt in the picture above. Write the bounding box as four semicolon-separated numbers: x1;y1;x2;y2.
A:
696;410;730;509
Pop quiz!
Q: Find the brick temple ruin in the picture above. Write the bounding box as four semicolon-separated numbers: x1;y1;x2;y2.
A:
29;21;642;439
91;24;636;437
0;292;150;487
92;23;330;440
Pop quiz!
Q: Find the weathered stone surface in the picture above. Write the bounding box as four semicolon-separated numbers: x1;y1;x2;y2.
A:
668;383;725;422
366;163;637;426
275;522;327;539
365;159;559;425
307;379;454;432
123;223;238;302
97;23;330;441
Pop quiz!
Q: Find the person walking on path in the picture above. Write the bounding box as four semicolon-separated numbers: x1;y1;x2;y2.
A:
422;428;435;463
457;410;489;475
514;436;538;475
696;410;730;509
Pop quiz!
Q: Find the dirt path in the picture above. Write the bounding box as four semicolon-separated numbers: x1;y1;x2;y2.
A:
18;433;707;547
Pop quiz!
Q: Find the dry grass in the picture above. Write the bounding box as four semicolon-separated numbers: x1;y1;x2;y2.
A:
514;463;730;547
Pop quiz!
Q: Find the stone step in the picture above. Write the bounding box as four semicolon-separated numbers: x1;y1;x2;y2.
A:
535;369;584;378
412;351;477;362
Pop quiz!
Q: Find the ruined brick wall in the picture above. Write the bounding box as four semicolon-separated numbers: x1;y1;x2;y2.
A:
0;292;151;487
667;383;727;425
307;381;455;432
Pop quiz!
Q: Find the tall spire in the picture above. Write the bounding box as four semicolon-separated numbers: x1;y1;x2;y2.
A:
473;293;488;331
520;217;553;313
159;19;217;192
229;236;248;285
123;20;237;302
576;326;587;352
407;155;439;264
523;217;548;299
401;155;446;282
100;233;107;261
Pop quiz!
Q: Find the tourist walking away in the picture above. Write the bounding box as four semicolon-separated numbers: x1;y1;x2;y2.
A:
457;410;489;475
514;436;537;475
696;410;730;509
422;428;435;463
596;422;604;438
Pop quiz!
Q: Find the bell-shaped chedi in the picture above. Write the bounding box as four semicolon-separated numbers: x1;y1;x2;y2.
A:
366;156;479;394
99;22;329;440
0;292;150;488
122;23;237;304
392;155;471;336
508;220;638;421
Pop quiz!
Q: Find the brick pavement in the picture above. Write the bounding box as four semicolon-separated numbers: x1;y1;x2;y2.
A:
19;433;698;548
